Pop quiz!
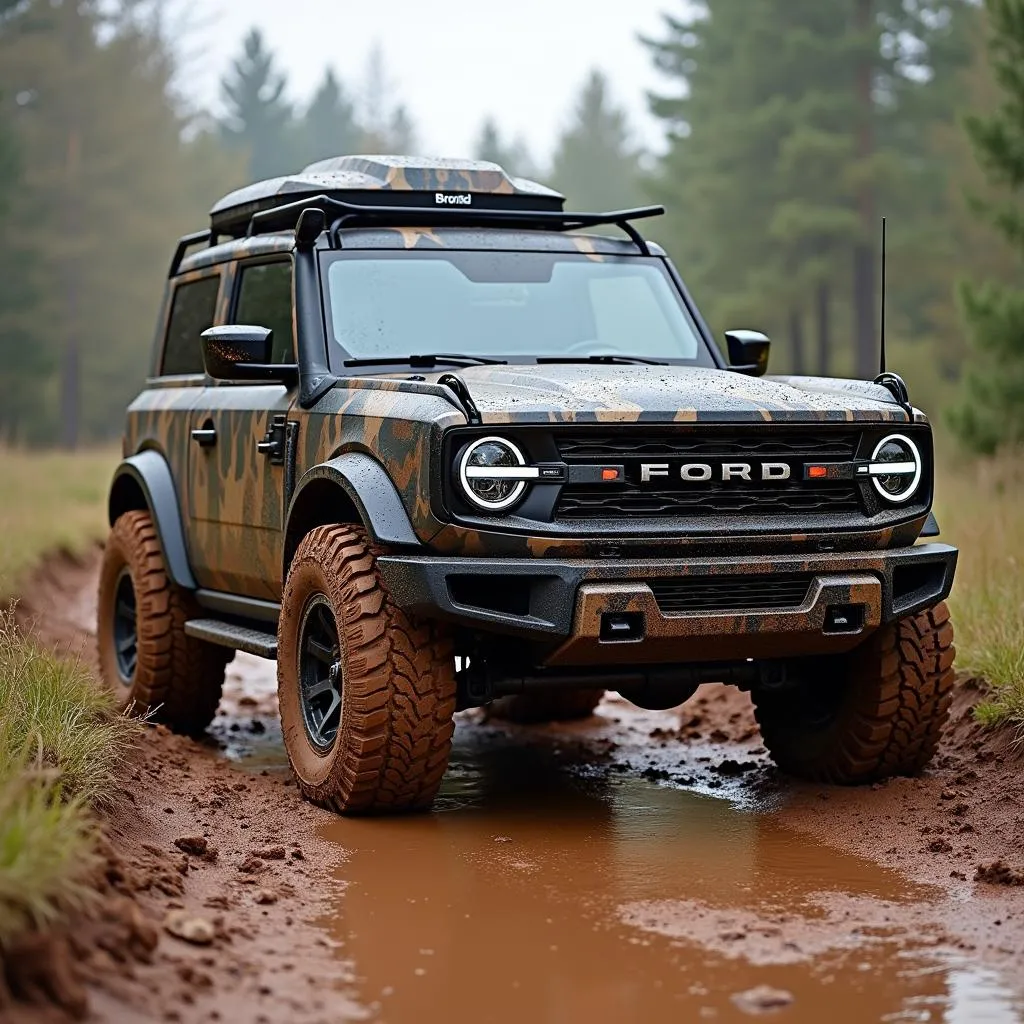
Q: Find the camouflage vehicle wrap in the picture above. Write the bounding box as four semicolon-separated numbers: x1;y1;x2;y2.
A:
106;155;957;716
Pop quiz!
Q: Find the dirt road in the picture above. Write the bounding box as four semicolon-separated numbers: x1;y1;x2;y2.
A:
14;549;1024;1023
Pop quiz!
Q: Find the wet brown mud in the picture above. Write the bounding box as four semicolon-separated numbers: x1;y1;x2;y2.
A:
315;723;1022;1024
14;552;1024;1022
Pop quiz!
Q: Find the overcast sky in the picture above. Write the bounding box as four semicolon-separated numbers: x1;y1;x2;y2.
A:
179;0;689;167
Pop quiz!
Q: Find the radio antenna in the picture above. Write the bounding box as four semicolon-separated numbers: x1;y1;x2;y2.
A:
879;216;887;375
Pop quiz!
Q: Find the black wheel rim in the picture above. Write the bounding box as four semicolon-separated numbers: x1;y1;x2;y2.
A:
112;568;138;684
784;658;849;732
298;595;343;752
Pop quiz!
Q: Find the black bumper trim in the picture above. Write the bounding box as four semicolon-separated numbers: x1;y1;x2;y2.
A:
376;543;958;642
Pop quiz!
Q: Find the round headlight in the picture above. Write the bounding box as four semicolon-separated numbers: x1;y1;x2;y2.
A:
459;436;530;512
870;434;922;503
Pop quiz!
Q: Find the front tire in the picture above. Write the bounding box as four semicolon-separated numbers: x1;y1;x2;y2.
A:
753;602;955;785
488;689;604;724
277;526;456;815
97;510;228;736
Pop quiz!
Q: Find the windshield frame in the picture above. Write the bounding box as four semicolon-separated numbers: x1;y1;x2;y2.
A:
317;247;722;373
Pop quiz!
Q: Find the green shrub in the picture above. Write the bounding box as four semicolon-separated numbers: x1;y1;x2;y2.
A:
0;615;138;948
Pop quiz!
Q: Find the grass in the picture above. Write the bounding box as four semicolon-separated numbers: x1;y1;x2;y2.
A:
0;613;140;948
0;446;120;599
934;449;1024;732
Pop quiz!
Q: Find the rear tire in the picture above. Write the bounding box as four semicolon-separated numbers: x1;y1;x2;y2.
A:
97;510;228;736
488;688;603;724
753;602;955;785
277;525;456;815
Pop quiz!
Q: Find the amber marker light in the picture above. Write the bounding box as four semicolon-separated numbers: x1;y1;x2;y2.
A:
808;466;828;479
602;468;620;481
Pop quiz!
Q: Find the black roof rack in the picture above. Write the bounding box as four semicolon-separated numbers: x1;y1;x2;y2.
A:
245;194;665;256
169;229;215;277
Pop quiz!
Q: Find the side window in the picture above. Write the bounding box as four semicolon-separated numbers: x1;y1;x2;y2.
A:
234;261;295;364
161;276;220;376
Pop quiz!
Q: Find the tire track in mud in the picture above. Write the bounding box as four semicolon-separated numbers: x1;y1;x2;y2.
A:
10;547;1024;1023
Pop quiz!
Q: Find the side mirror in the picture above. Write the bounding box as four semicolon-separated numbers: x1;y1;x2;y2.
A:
200;325;297;385
725;330;771;377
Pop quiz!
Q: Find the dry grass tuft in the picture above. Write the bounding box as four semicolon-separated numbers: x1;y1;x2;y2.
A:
935;449;1024;733
0;446;119;599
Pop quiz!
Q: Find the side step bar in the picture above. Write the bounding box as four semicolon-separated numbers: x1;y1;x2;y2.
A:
184;618;277;660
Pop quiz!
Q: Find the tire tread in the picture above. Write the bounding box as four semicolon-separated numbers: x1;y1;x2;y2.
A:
753;602;955;785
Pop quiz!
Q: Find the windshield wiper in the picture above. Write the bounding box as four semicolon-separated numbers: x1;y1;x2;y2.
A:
343;353;507;368
536;355;670;366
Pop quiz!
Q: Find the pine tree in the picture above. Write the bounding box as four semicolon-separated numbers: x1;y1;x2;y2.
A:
550;70;642;211
929;3;1019;377
0;88;47;441
386;104;417;154
645;0;971;377
301;68;361;165
0;0;245;443
358;44;419;152
646;2;806;356
473;117;539;178
949;0;1024;452
220;28;293;180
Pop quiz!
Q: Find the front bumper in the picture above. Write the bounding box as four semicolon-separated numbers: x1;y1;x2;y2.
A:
377;543;957;665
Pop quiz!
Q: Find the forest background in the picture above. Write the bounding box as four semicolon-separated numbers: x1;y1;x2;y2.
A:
0;0;1021;454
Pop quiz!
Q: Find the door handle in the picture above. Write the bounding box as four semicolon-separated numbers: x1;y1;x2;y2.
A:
191;427;217;448
257;414;288;464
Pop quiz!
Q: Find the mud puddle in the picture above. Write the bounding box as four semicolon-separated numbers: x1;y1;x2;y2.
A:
212;655;1022;1022
313;725;1021;1024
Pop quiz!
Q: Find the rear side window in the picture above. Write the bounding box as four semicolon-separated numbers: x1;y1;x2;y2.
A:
161;276;220;376
234;260;295;363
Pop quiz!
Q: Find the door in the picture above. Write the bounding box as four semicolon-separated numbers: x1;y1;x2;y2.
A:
187;258;298;600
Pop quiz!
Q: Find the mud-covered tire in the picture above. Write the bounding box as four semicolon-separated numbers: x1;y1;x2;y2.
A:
277;525;456;815
753;602;955;785
488;688;604;724
97;510;228;736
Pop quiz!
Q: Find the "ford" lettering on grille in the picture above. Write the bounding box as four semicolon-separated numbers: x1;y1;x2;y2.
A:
639;462;792;483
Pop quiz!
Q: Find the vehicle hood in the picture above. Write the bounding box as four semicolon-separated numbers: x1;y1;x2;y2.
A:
440;364;913;425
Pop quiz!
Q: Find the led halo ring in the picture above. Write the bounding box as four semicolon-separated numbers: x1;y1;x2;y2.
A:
870;433;922;503
458;436;530;512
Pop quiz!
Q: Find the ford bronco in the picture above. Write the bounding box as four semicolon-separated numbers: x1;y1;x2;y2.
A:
98;156;958;814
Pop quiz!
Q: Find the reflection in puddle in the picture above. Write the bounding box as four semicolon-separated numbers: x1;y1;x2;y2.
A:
316;724;1021;1024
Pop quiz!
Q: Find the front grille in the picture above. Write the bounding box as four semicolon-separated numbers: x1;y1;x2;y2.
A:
557;485;861;519
553;428;863;521
649;574;815;614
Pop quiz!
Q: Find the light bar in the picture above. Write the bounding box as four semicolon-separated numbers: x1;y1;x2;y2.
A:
464;466;541;481
857;462;917;476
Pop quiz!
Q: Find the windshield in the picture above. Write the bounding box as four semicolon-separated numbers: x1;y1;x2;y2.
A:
322;251;714;366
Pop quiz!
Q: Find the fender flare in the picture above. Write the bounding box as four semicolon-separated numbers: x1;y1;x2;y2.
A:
285;452;422;558
108;450;197;590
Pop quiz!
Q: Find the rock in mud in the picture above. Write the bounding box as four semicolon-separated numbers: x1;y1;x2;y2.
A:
974;860;1024;886
731;985;794;1014
163;911;216;946
256;845;286;861
174;836;208;857
238;854;265;874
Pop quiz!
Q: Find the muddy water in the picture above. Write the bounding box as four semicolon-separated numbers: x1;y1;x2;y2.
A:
218;657;1022;1023
317;726;1021;1024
